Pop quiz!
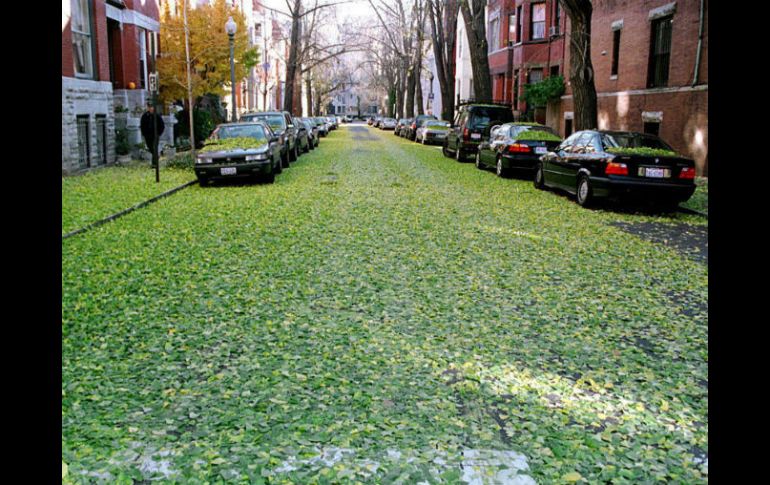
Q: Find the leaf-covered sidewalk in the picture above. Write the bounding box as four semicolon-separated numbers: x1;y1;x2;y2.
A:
62;165;195;235
62;126;707;483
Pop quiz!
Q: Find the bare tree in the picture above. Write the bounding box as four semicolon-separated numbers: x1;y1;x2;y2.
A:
427;0;458;121
560;0;597;130
458;0;492;102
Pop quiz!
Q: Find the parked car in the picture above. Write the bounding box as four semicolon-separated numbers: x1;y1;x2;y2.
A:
535;130;697;208
313;117;330;136
398;118;414;137
381;118;397;130
367;117;374;126
295;120;311;153
326;116;338;129
194;122;283;186
475;122;562;177
415;120;451;145
395;118;409;136
444;103;514;161
240;111;299;166
298;118;319;149
405;114;438;141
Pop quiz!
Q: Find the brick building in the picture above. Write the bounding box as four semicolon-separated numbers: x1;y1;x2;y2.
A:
62;0;169;173
486;0;565;122
559;0;708;175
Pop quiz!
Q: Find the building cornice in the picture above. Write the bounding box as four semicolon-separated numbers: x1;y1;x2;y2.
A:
106;6;160;32
561;84;707;100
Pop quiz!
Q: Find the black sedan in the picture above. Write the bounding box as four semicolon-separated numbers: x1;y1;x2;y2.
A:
475;122;562;177
194;122;283;185
535;130;697;208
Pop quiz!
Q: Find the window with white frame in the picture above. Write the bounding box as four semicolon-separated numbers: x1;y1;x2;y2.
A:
488;16;500;50
71;0;94;78
138;28;148;89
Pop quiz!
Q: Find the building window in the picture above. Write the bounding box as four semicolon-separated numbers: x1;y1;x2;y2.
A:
648;16;673;87
565;118;573;137
516;6;523;43
71;0;94;78
528;68;543;85
488;17;500;50
611;29;621;76
554;2;561;32
643;121;660;136
95;115;107;166
508;13;516;46
255;22;262;38
530;3;546;40
138;28;148;89
76;115;91;169
550;65;559;77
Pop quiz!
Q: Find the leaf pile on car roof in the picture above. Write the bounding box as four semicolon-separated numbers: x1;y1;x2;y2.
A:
200;137;267;153
515;130;562;142
63;127;707;483
606;147;679;157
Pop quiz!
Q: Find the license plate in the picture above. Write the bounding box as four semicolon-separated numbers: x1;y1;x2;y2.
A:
221;167;237;176
641;167;669;178
535;146;547;154
471;133;481;140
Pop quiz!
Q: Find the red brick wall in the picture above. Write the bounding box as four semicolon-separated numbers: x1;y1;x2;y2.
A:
62;14;74;77
93;0;110;81
560;0;708;174
121;24;142;88
125;0;160;19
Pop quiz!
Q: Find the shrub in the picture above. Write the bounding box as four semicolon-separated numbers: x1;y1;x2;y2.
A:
165;153;195;170
524;75;566;108
175;109;215;148
115;128;130;155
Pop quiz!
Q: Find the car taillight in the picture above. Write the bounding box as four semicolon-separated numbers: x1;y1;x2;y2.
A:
507;143;531;153
679;167;696;179
463;128;470;141
605;162;629;176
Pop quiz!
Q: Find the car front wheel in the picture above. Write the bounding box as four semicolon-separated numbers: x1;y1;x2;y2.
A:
455;143;464;162
475;151;483;169
534;163;545;189
442;142;452;158
496;156;508;178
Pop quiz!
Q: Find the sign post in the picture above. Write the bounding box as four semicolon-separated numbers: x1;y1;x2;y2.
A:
149;31;160;183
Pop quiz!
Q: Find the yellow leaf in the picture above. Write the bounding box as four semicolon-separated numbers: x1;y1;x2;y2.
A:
562;471;582;482
661;400;670;412
62;461;68;478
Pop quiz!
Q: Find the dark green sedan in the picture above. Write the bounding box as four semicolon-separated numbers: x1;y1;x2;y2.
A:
475;122;562;177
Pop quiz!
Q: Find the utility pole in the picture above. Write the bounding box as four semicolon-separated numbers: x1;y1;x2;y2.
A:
184;0;196;156
149;33;160;182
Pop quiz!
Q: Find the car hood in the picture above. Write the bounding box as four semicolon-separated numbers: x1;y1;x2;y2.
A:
199;146;269;158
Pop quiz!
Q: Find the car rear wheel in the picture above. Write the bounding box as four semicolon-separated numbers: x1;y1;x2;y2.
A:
534;163;545;189
576;175;594;207
303;140;310;153
442;142;452;158
281;148;290;168
496;156;508;178
263;171;276;184
475;151;483;169
198;176;208;187
455;143;464;162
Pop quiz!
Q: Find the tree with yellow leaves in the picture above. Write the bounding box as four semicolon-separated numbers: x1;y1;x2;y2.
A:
158;0;258;107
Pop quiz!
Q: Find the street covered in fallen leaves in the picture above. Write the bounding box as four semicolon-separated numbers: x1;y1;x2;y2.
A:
62;125;707;483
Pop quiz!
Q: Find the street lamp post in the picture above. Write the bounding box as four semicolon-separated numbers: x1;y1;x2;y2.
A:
226;16;237;122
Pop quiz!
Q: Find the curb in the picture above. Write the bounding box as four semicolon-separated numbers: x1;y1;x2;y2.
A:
676;206;708;219
62;179;197;241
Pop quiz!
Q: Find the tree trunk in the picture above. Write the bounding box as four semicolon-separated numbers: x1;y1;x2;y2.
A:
415;59;424;115
395;77;404;120
283;1;302;113
561;0;597;130
428;0;458;122
305;73;313;116
459;0;492;103
405;66;416;118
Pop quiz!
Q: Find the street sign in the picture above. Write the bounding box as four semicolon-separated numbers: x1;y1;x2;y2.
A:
149;72;159;94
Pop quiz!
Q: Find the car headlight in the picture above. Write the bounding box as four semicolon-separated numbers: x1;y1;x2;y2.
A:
245;154;269;161
196;156;212;164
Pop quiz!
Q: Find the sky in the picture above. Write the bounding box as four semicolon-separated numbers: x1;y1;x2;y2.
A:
260;0;375;22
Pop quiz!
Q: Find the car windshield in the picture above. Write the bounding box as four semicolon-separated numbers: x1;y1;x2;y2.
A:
216;125;267;141
385;118;396;122
601;132;674;151
426;121;450;128
244;114;284;131
469;107;514;129
510;125;557;137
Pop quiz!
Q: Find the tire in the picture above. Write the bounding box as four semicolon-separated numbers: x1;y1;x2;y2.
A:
455;143;464;162
264;171;275;184
274;156;283;174
442;142;452;158
290;143;298;162
475;151;483;169
576;175;594;207
534;162;545;190
303;140;310;153
281;148;290;168
198;176;208;187
496;156;508;178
